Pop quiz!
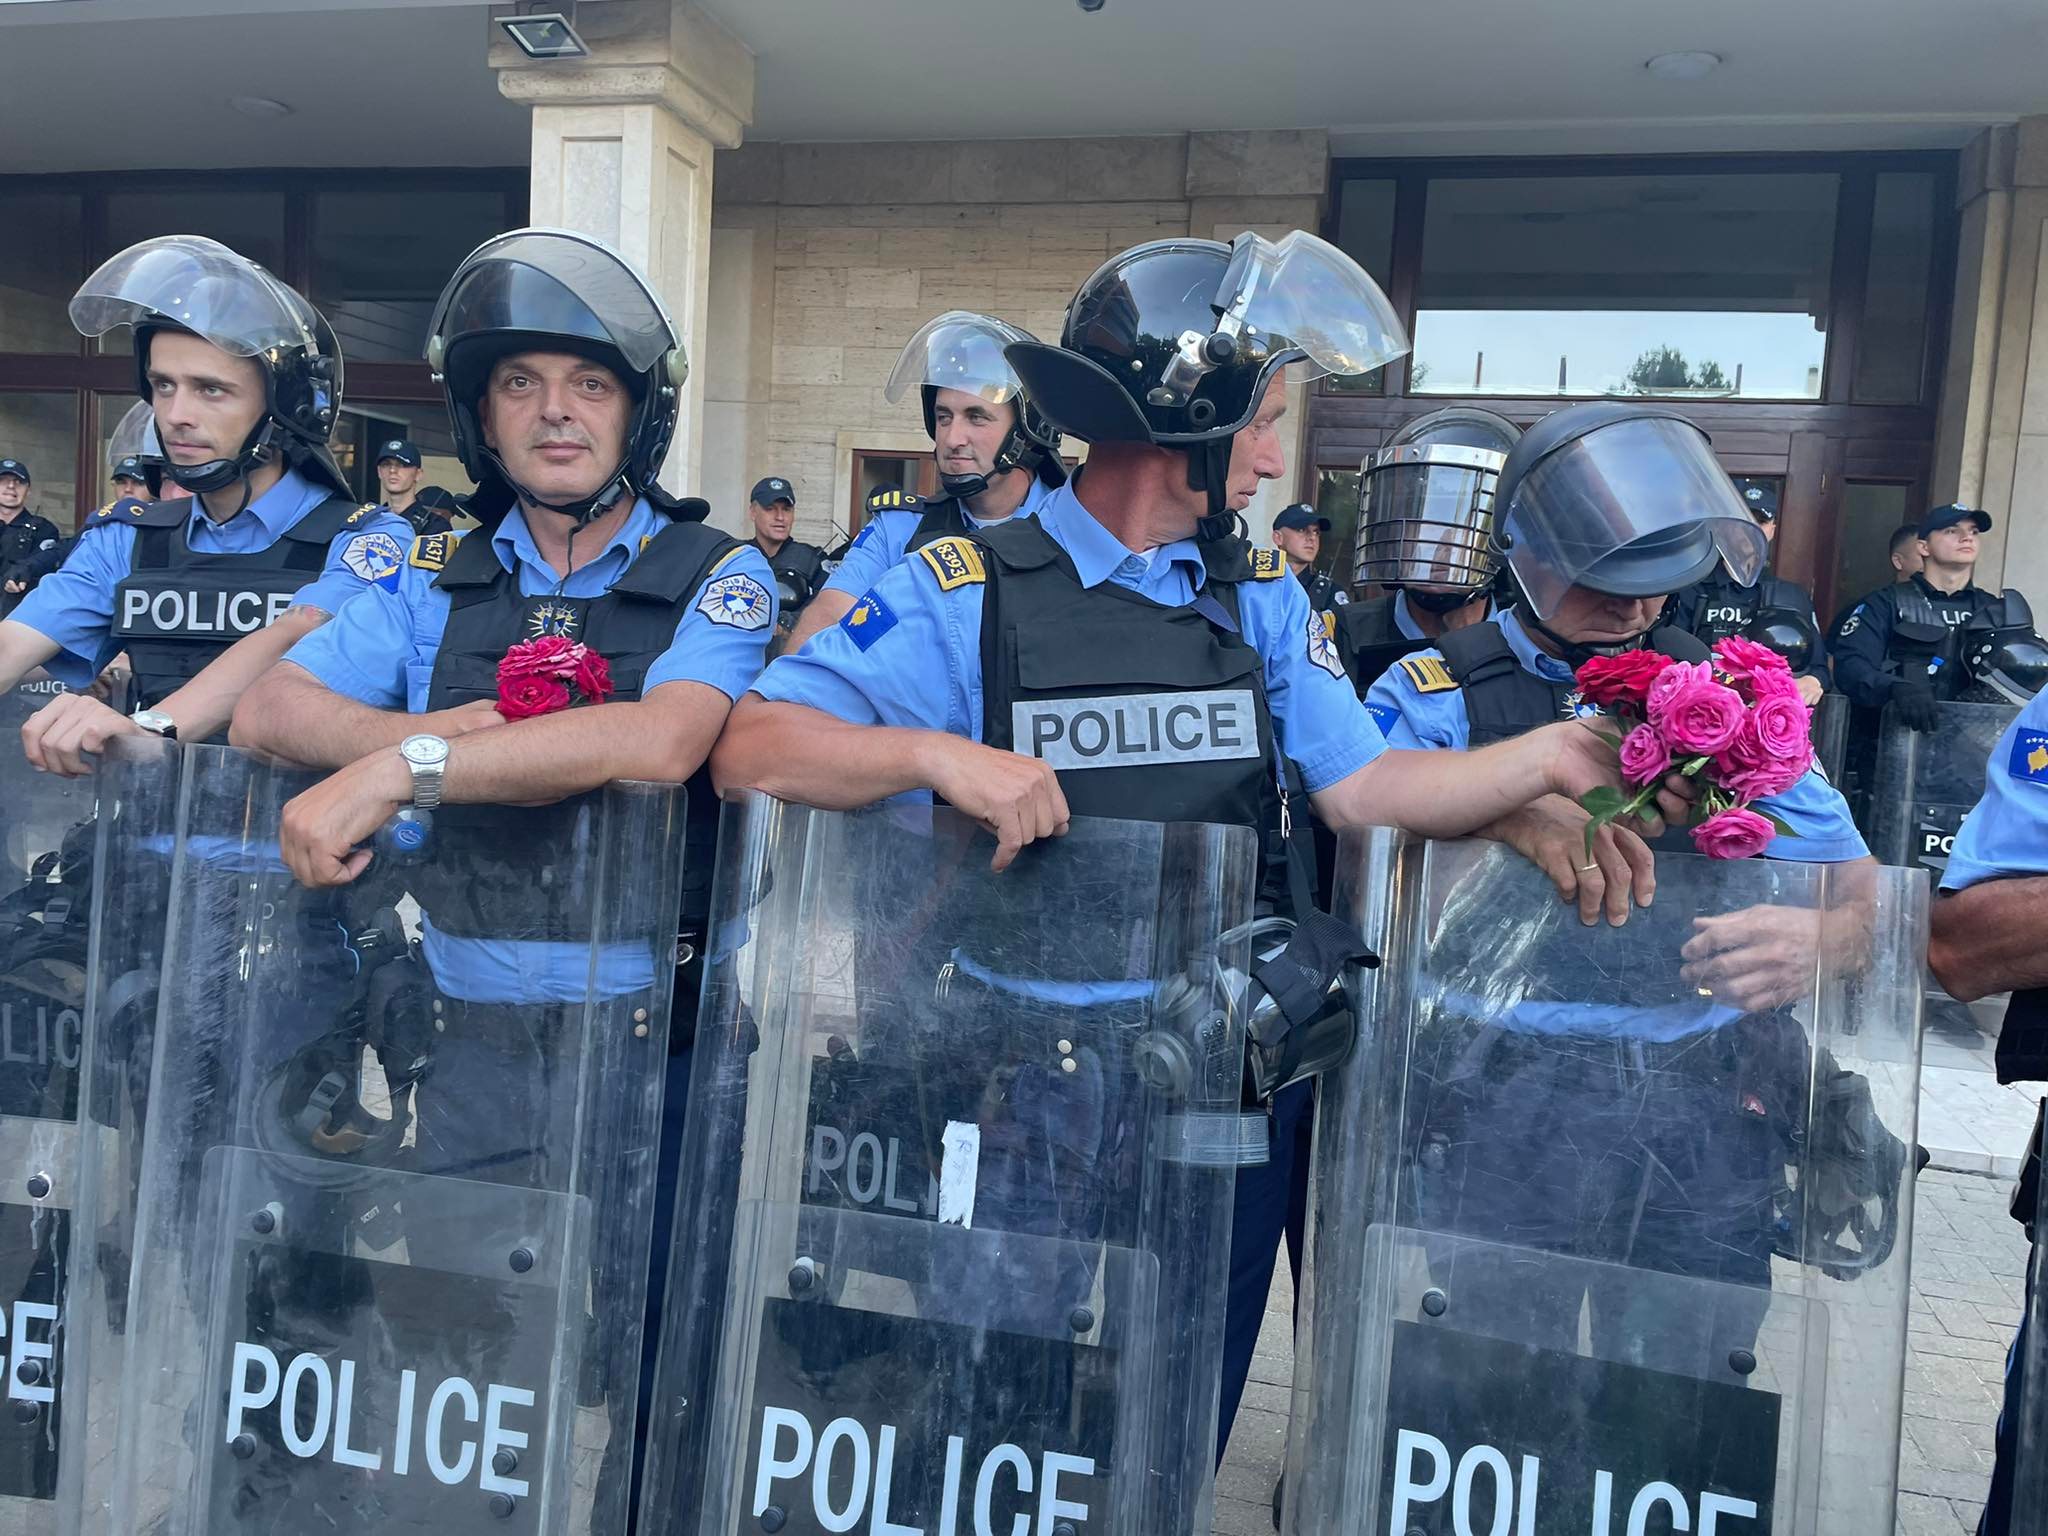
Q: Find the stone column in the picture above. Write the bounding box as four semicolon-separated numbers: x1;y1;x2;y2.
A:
491;1;753;494
1935;117;2048;594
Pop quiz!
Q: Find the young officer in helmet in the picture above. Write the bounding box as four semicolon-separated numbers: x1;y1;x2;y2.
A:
1340;406;1519;697
0;236;413;767
1363;401;1870;910
787;310;1067;649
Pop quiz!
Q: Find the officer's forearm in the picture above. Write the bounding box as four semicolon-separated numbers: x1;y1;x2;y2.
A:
160;607;325;741
1929;876;2048;1000
787;591;855;651
712;696;942;808
1313;735;1564;839
0;619;61;693
438;686;727;803
232;661;413;768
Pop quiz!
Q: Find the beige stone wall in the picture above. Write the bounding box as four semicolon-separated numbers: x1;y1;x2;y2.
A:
700;132;1329;545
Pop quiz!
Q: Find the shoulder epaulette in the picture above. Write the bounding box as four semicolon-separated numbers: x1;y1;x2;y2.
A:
1397;653;1459;694
85;496;152;529
917;535;985;591
867;486;923;514
409;532;454;571
707;543;750;575
1247;547;1286;580
344;502;379;527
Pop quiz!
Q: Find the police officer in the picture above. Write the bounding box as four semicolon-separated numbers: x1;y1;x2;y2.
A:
406;483;463;536
1338;406;1517;697
1272;502;1345;617
1666;478;1828;706
0;236;411;770
1364;401;1867;891
789;310;1066;648
1928;696;2048;1536
110;456;149;502
1831;502;2023;731
0;460;61;610
713;231;1691;1454
745;474;825;632
371;436;433;527
229;226;776;1522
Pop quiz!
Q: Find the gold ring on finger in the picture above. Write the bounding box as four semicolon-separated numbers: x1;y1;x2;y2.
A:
1579;862;1600;873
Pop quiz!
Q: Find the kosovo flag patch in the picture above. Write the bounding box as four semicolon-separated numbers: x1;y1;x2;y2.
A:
841;591;898;651
2008;727;2048;785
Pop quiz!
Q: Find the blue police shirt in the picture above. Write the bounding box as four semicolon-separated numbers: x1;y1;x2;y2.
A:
1941;690;2048;892
754;478;1387;794
1392;590;1428;643
286;497;779;1003
9;470;412;690
1361;607;1869;863
821;475;1060;602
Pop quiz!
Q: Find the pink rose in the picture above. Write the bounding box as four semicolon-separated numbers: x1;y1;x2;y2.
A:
1690;806;1777;860
1617;723;1674;787
1711;706;1811;802
572;647;613;704
1710;635;1794;697
1749;691;1813;761
1744;664;1804;707
1645;662;1747;756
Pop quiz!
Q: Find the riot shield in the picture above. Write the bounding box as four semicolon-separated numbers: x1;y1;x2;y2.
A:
1809;692;1847;787
0;682;114;1531
1288;835;1925;1536
100;745;685;1536
639;793;1261;1536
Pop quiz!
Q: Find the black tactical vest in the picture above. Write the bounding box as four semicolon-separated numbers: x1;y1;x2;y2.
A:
1335;595;1427;697
975;518;1277;832
110;494;361;711
1683;574;1810;646
417;515;742;945
1890;578;1986;634
908;496;969;553
1437;621;1576;747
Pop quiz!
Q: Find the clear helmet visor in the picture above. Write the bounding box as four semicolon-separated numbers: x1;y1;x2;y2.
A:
1215;230;1410;381
428;228;677;376
1355;517;1498;591
1501;416;1766;620
70;234;317;355
884;311;1032;407
109;399;158;464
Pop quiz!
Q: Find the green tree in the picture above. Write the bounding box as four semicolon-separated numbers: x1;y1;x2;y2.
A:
1626;345;1694;392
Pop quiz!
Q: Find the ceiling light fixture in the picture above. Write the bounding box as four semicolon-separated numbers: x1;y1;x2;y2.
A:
1645;51;1722;81
229;96;294;118
498;10;589;60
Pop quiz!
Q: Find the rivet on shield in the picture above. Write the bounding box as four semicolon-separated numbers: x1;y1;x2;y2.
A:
11;1402;35;1425
493;1448;519;1476
15;1359;44;1387
634;1023;650;1039
788;1258;817;1295
489;1492;516;1519
633;1008;649;1024
24;1174;49;1201
761;1505;787;1532
251;1208;277;1235
509;1247;535;1273
1057;1038;1073;1054
1054;1524;1078;1536
1068;1306;1094;1334
1727;1348;1757;1376
1061;1058;1077;1074
1421;1288;1448;1318
230;1432;256;1460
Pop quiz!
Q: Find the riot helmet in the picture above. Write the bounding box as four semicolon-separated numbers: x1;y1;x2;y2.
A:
1492;402;1765;622
426;227;688;526
1964;593;2048;704
1006;231;1407;535
71;235;348;499
1354;407;1519;604
1744;606;1822;674
884;311;1065;499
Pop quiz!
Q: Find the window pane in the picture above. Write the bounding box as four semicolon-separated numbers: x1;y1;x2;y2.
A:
1412;173;1837;400
335;400;467;512
1327;180;1397;396
99;192;287;356
0;393;81;533
1313;466;1362;592
1832;482;1915;624
0;193;83;353
311;191;511;364
1854;173;1939;404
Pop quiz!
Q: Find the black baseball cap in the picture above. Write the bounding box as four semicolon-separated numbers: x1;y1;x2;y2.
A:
0;460;28;485
1737;479;1779;523
1919;502;1992;538
111;456;147;482
375;438;422;468
1273;502;1330;532
750;476;796;507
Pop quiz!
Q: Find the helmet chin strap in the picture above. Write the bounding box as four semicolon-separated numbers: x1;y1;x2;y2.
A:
162;418;277;499
1186;439;1241;546
1525;612;1652;670
483;446;634;528
938;423;1046;503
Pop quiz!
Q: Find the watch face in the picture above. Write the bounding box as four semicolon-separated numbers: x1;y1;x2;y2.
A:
400;735;448;767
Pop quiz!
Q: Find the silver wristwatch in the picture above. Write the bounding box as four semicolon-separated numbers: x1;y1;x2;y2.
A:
398;734;449;810
130;709;177;740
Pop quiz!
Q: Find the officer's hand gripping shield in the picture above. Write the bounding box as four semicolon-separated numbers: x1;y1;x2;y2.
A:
0;682;125;1530
96;745;685;1536
638;793;1259;1536
1286;834;1926;1536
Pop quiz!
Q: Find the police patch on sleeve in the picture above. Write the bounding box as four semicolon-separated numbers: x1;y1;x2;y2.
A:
1248;547;1286;581
409;533;453;571
1307;612;1345;679
917;536;984;591
339;531;405;591
2007;726;2048;785
697;572;773;631
840;591;898;651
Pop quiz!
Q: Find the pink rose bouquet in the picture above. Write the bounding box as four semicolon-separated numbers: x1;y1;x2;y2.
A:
496;635;614;721
1574;639;1814;859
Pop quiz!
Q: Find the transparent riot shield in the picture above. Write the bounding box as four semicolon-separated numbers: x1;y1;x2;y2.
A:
100;745;685;1536
1809;692;1848;787
0;682;109;1530
640;793;1260;1536
1288;835;1925;1536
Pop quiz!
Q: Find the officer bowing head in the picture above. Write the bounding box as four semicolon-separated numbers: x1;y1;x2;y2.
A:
719;230;1691;882
2;235;411;771
230;227;776;896
791;312;1067;648
1363;399;1874;932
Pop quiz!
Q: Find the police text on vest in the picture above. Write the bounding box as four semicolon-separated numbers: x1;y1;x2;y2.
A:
1013;690;1259;772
